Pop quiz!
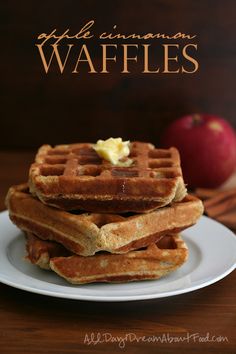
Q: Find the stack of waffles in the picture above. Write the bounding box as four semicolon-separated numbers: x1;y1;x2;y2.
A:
6;141;203;284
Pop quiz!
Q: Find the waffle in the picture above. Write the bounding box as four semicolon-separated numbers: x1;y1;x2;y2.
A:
29;142;187;213
25;232;189;284
6;184;203;256
25;233;71;270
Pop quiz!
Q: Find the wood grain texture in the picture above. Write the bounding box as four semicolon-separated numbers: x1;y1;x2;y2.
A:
0;151;235;353
1;0;236;148
0;274;235;354
0;151;35;210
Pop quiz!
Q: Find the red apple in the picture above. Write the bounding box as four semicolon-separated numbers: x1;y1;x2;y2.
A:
160;114;236;188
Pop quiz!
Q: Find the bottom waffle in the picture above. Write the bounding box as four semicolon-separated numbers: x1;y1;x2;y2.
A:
25;232;188;284
25;233;72;270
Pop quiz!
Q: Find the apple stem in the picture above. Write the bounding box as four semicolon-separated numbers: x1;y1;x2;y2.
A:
192;114;202;126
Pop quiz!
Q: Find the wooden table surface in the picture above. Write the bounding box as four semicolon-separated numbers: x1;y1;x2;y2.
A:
0;151;235;354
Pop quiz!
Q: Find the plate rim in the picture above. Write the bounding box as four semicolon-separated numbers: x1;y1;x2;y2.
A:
0;211;235;302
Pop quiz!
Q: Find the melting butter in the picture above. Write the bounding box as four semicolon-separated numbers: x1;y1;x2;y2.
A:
93;138;132;165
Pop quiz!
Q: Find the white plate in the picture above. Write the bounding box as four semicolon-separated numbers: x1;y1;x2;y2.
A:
0;211;235;302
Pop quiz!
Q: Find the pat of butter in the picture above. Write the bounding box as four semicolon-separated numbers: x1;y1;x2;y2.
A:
93;138;131;165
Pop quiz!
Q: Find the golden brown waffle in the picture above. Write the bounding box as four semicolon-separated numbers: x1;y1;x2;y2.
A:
25;232;189;284
25;233;71;270
29;142;187;213
6;184;203;256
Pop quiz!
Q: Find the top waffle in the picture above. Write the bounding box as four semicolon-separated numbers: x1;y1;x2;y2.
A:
29;142;187;213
